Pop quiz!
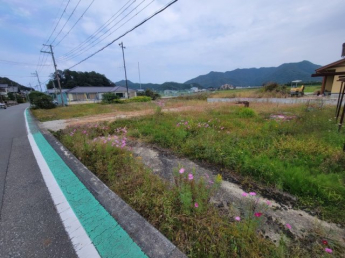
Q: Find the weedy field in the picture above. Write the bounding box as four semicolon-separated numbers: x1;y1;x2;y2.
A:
50;100;345;257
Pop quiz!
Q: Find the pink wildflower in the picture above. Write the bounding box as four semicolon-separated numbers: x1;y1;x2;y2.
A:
194;202;199;208
254;212;263;217
286;223;292;230
242;192;248;197
235;216;241;221
179;168;185;174
188;173;194;180
266;201;271;206
249;192;256;196
325;248;333;253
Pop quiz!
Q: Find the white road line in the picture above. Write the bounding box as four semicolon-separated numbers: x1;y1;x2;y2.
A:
24;109;100;258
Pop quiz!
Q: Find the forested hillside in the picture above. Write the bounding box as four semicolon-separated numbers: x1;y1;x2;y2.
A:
185;60;322;87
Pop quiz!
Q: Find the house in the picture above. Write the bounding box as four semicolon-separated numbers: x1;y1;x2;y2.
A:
67;86;137;102
312;43;345;96
7;86;19;93
219;84;236;90
163;90;178;96
190;87;199;93
0;84;8;96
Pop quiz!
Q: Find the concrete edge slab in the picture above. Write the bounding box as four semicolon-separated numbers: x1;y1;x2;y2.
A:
35;116;186;258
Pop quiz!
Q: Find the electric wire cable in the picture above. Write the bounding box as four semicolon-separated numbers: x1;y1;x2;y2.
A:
57;0;136;60
60;0;152;62
68;0;178;69
54;0;95;47
45;0;72;45
50;0;83;45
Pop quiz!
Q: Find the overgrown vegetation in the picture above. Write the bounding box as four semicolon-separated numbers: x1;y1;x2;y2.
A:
104;105;345;226
55;107;345;256
137;88;161;100
29;91;56;109
101;92;120;104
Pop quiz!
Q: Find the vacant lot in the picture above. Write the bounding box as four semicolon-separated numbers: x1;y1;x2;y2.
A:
51;100;345;257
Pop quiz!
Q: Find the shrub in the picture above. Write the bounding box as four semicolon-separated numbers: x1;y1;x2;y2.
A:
102;92;120;104
261;82;288;94
32;95;56;109
137;89;160;100
128;96;152;102
29;91;56;109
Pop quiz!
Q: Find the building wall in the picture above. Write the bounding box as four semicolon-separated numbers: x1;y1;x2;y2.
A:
331;66;345;94
129;91;137;98
325;76;334;92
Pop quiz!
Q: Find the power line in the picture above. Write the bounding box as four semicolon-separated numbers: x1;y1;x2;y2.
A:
57;0;136;60
55;0;95;47
59;0;155;61
50;0;83;45
60;0;153;62
0;59;51;67
68;0;179;70
45;0;72;45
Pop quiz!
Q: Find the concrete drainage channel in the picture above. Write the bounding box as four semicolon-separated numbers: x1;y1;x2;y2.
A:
28;111;186;258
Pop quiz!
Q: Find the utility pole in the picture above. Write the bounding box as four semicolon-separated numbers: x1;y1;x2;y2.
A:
138;62;142;90
11;82;17;102
41;44;64;106
32;71;42;92
119;42;129;99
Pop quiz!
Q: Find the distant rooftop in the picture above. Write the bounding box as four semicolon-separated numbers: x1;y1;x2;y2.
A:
67;86;135;94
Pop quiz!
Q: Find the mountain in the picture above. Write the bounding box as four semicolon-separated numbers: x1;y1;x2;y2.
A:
115;80;203;91
185;61;322;88
0;77;34;91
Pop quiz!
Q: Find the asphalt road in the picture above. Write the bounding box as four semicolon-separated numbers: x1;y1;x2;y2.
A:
0;104;77;257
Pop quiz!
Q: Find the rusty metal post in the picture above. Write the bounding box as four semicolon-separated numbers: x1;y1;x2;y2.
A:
336;81;345;121
339;84;345;131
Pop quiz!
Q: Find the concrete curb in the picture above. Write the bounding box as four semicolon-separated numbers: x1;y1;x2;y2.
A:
35;121;186;258
207;97;338;105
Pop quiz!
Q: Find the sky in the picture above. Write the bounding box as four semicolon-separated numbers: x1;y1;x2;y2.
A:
0;0;344;90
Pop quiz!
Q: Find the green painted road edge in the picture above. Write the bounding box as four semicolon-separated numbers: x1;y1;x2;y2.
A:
25;109;147;258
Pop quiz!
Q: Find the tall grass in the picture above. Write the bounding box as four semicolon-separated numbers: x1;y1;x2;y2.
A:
56;123;343;257
108;104;345;225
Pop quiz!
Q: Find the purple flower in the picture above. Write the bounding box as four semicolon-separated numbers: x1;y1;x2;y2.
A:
249;192;256;196
188;173;194;180
194;202;199;208
325;248;333;253
179;168;185;174
235;216;241;221
242;192;248;197
286;223;292;230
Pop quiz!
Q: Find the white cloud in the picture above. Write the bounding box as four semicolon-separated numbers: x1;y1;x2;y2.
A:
0;0;344;86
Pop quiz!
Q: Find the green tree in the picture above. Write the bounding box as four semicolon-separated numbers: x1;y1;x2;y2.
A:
46;70;114;89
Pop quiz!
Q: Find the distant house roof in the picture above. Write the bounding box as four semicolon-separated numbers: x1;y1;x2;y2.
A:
67;86;135;94
46;89;69;94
